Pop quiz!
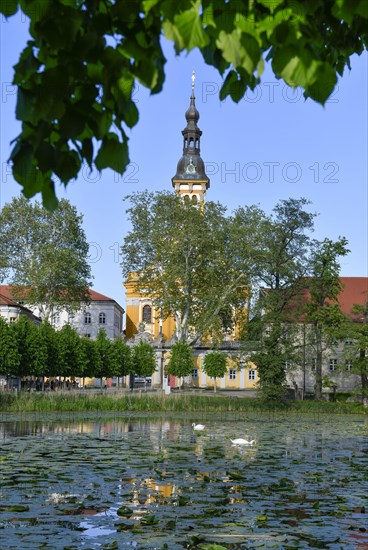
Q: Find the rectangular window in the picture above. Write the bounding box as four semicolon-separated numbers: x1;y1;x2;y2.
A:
84;312;91;324
345;360;353;371
9;317;17;323
84;333;91;338
311;358;317;371
345;339;353;346
248;369;256;381
329;358;338;371
192;369;198;379
229;369;236;380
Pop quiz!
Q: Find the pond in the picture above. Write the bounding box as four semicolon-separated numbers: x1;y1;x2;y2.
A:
0;412;367;549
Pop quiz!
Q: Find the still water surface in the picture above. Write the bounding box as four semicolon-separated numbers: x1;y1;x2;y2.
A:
0;412;367;549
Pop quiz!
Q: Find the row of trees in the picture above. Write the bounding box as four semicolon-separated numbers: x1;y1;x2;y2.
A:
0;316;157;388
0;315;232;392
122;192;367;400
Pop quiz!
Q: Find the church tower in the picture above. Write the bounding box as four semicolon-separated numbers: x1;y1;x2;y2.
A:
172;72;210;203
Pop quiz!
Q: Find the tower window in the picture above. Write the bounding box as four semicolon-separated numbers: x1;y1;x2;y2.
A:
142;304;152;324
189;138;194;148
196;138;199;148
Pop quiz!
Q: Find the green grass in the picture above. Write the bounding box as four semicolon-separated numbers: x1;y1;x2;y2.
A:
0;390;366;414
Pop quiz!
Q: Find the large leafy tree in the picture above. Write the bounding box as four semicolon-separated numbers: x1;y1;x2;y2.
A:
343;304;368;401
37;321;60;379
1;1;367;206
203;351;228;392
0;196;92;321
131;340;157;379
94;329;115;385
305;237;350;400
112;338;132;380
167;341;194;388
121;191;265;345
0;317;20;378
245;198;316;399
11;315;40;387
58;324;88;380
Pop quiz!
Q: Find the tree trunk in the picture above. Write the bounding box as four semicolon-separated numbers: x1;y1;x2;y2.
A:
314;325;323;400
214;377;217;393
359;349;367;400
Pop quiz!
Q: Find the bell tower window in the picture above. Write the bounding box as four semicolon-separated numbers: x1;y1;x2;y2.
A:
142;304;152;323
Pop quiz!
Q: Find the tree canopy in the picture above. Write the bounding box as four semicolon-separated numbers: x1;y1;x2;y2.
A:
0;196;92;320
305;237;350;399
121;191;265;345
2;0;367;206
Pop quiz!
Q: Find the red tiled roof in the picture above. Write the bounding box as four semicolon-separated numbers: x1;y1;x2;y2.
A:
0;285;124;311
1;285;113;302
0;286;12;300
0;292;20;307
338;277;368;317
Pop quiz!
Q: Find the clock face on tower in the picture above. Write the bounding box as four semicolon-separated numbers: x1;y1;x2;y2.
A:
185;157;196;174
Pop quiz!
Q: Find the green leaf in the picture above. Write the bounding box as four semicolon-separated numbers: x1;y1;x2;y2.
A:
121;101;139;129
0;0;18;17
88;108;112;140
174;1;209;51
273;48;320;88
332;0;361;24
10;142;34;183
81;139;93;167
36;142;55;172
305;63;338;105
59;107;86;139
54;150;81;183
357;0;368;17
13;45;40;84
95;134;129;174
142;0;161;13
41;179;58;211
216;30;260;74
257;0;284;12
163;1;209;52
16;88;37;124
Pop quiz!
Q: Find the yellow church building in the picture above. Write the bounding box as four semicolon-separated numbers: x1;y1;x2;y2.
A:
124;76;258;392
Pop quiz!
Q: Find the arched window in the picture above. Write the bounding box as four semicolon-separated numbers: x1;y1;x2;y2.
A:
84;312;91;324
99;312;106;324
189;137;194;148
192;195;198;203
142;304;152;324
184;194;190;202
195;138;199;148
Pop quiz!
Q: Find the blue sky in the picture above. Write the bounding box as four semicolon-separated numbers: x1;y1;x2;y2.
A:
1;12;367;310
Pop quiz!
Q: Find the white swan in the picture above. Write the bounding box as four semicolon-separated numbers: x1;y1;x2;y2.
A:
192;423;205;431
230;438;255;446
